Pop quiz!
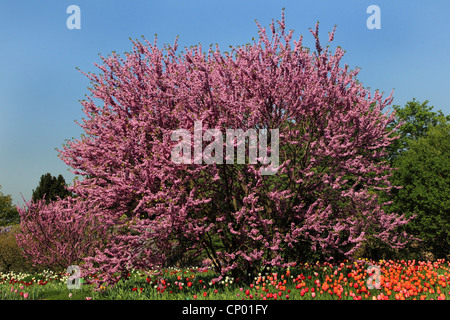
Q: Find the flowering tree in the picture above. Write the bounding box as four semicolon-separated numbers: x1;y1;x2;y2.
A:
16;197;107;271
18;11;414;287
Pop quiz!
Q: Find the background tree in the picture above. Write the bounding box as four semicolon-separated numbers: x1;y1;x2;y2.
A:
385;121;449;259
368;100;450;260
32;173;72;204
386;99;450;163
0;185;20;226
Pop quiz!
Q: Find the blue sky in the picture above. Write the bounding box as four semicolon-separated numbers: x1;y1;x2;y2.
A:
1;0;449;206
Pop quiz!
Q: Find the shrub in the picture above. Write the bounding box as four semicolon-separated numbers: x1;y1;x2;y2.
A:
0;225;34;273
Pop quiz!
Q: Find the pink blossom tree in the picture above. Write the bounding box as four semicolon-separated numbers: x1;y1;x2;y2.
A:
15;196;108;271
19;11;414;286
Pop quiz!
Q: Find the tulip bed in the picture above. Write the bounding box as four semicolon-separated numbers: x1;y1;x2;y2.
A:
1;259;449;300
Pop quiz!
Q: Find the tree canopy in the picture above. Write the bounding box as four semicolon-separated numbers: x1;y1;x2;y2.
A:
32;173;72;204
385;115;449;259
0;186;19;226
386;99;450;163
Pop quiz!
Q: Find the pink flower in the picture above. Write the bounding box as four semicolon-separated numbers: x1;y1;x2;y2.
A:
312;292;316;298
85;297;92;300
24;293;29;299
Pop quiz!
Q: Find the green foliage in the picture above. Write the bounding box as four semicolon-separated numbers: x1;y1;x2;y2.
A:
386;99;450;163
32;173;72;204
0;225;34;273
0;186;19;226
387;122;450;259
362;99;450;260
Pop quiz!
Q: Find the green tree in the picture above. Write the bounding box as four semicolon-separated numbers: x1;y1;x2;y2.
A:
386;99;450;163
32;173;72;204
365;99;450;260
386;121;450;259
0;186;19;226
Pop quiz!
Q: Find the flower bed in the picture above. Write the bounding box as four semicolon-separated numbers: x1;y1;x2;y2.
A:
1;259;449;300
